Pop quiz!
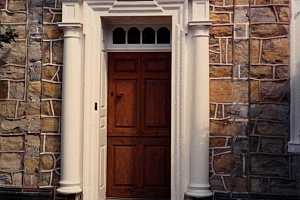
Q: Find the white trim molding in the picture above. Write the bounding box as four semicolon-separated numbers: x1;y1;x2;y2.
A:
58;0;212;199
289;0;300;153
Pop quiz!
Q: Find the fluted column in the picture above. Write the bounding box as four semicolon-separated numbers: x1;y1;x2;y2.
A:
57;24;83;194
185;22;212;198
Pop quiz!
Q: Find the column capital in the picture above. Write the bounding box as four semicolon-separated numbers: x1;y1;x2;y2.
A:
58;23;82;38
188;21;211;37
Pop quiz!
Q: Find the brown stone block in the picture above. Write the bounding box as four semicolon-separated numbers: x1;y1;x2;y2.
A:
42;81;61;98
0;11;27;23
0;172;12;185
213;153;235;174
210;137;227;147
0;119;27;133
210;51;221;63
7;0;26;11
250;65;273;79
250;7;276;23
260;137;285;153
210;80;233;102
234;7;249;23
250;39;260;64
43;25;63;39
28;42;42;62
210;12;231;24
0;80;9;99
210;25;233;37
39;172;51;186
0;153;23;170
0;65;25;80
209;0;224;6
9;81;25;100
221;38;232;64
250;104;289;121
224;104;248;119
52;40;63;64
250;154;289;177
24;157;39;174
272;0;289;5
42;65;61;81
262;38;289;64
234;40;249;65
25;135;40;157
251;24;288;38
42;41;50;63
210;175;226;191
44;135;60;152
250;80;260;103
251;121;288;136
0;41;26;65
41;100;52;116
210;120;247;136
275;65;289;79
41;117;60;132
27;116;41;133
40;154;55;170
0;100;17;118
260;80;289;102
235;0;253;5
224;177;247;192
0;136;23;151
234;24;248;38
23;174;38;187
210;65;232;78
28;81;41;102
53;100;61;116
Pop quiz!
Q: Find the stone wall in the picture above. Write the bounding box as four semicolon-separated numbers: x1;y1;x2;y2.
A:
209;0;300;198
0;0;299;199
0;0;64;198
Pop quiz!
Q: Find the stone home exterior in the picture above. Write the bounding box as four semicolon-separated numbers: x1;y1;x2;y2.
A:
0;0;300;200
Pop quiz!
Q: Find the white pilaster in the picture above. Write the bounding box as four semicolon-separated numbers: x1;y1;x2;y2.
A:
185;23;212;198
57;23;83;194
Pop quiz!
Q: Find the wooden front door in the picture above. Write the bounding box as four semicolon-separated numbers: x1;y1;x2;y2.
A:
107;52;171;198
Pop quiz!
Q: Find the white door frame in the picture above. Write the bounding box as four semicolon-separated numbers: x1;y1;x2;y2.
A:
57;1;212;200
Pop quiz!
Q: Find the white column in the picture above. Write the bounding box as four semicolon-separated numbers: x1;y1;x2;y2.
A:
57;24;83;194
185;23;212;198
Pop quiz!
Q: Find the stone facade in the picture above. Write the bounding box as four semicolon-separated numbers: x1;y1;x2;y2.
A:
0;0;299;199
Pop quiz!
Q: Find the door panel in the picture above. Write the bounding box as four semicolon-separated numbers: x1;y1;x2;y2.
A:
107;52;171;198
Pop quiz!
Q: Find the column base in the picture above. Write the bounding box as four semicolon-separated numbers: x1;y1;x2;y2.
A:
185;184;212;198
57;181;82;194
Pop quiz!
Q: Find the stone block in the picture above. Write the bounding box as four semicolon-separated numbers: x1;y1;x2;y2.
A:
43;25;63;39
262;38;289;64
249;104;289;121
270;178;298;195
210;25;233;37
210;51;221;64
9;81;25;100
210;12;231;24
23;173;38;187
0;41;26;65
42;65;61;81
44;135;60;153
52;40;63;64
250;177;269;193
250;39;260;64
25;135;40;157
224;177;247;192
0;65;25;80
234;7;249;23
0;153;23;170
40;154;55;170
251;121;288;136
260;137;285;154
0;80;9;99
275;65;289;79
0;172;12;185
28;42;42;62
0;12;27;23
7;0;26;11
260;80;289;102
0;119;27;133
250;65;273;79
250;154;289;177
250;80;260;102
0;136;23;151
277;6;289;22
210;175;226;191
210;121;247;136
42;81;61;98
0;101;16;118
41;117;59;132
234;40;249;64
251;24;288;38
28;81;41;102
209;65;232;78
42;41;50;63
27;116;41;133
210;137;227;148
213;153;235;174
24;157;39;174
250;7;276;23
39;172;51;186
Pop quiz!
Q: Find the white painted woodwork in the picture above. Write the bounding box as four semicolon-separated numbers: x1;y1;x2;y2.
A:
289;0;300;153
59;0;212;199
56;24;83;194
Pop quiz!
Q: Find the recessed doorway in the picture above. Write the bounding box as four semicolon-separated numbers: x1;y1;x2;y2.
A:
107;52;171;199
